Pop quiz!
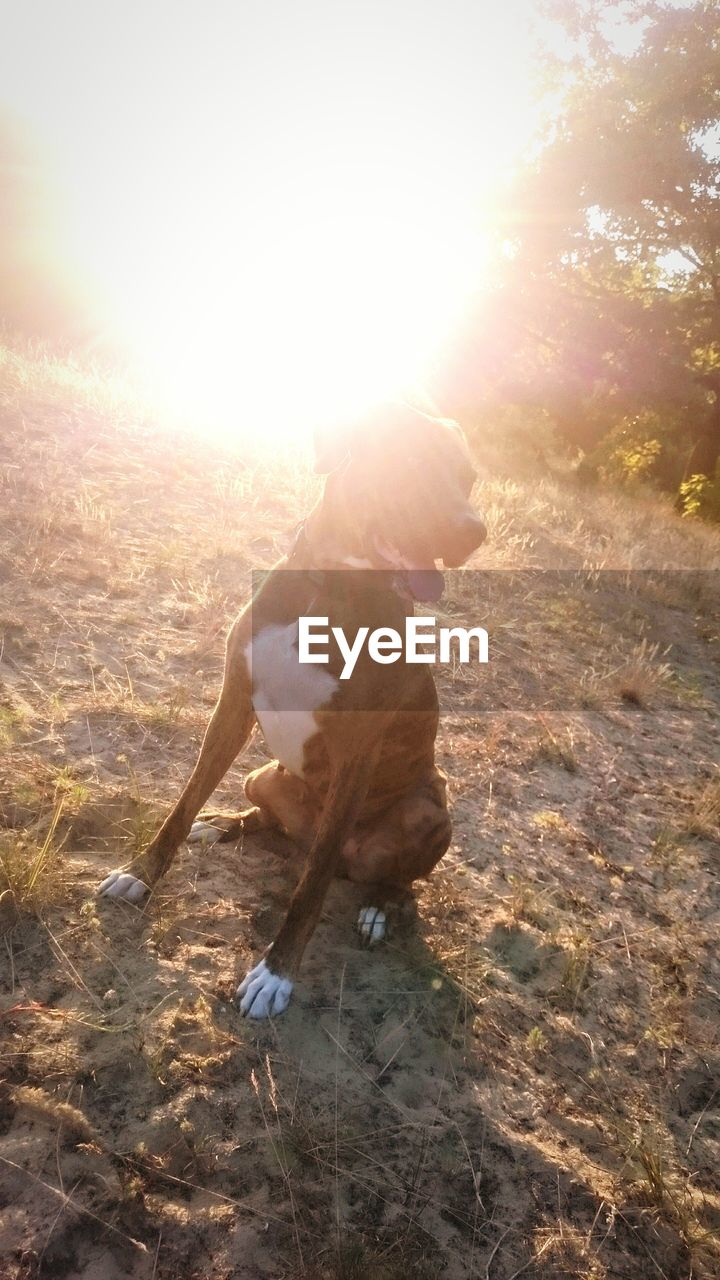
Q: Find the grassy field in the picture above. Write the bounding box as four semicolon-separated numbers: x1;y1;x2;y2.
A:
1;344;719;1279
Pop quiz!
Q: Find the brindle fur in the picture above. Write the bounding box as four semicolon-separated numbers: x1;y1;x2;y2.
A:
99;403;486;1001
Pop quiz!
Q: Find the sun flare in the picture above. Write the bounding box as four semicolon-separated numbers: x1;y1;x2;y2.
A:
115;201;489;440
0;1;538;444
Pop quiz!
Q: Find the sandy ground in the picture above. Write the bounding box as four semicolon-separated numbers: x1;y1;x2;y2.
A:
1;387;720;1278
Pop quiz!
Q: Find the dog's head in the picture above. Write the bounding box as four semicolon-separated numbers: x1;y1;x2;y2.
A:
312;402;486;598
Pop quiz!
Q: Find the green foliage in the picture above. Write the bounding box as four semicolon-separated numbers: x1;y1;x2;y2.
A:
606;438;662;485
679;467;720;522
441;0;720;510
466;402;558;474
580;409;691;488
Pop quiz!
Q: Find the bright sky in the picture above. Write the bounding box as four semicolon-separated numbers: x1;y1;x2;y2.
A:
0;0;544;437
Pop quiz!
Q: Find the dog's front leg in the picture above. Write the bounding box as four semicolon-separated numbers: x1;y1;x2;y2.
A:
237;748;377;1018
99;621;255;902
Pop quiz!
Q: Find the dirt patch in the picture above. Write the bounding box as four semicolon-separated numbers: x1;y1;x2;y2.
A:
1;392;720;1277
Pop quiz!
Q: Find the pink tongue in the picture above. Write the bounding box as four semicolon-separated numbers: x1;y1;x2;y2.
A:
407;568;445;601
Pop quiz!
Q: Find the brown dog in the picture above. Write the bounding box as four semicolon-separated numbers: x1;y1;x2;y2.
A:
99;402;486;1017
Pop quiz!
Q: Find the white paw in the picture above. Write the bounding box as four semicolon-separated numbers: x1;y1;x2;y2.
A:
357;907;387;945
97;870;148;903
236;959;293;1019
187;821;223;846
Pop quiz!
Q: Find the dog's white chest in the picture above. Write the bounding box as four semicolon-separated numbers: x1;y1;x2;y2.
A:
244;623;338;775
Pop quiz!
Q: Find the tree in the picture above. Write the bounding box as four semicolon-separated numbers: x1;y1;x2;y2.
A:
444;0;720;498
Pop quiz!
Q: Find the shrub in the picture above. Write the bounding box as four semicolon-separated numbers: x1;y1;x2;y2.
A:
679;467;720;522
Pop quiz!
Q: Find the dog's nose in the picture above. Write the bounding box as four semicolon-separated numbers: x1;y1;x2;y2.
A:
441;513;487;567
455;511;488;551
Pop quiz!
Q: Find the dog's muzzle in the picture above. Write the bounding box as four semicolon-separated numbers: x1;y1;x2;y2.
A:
441;512;487;568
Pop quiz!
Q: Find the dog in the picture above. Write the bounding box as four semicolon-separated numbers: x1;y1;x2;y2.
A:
98;402;486;1017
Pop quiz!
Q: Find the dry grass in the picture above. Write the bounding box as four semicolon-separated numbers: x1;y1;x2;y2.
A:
10;1085;98;1143
683;776;720;842
0;796;68;914
1;341;720;1279
613;638;673;708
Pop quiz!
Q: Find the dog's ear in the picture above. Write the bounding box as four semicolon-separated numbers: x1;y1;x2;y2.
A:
313;424;354;473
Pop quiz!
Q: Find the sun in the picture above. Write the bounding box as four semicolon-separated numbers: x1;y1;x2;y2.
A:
111;198;489;444
0;2;538;445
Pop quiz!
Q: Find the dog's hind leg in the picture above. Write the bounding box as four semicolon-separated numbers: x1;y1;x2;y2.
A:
188;761;320;848
187;806;271;848
343;770;452;946
99;622;255;901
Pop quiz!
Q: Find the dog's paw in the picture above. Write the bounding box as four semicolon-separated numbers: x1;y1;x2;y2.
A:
357;906;387;946
187;821;224;846
236;959;293;1018
97;870;149;903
